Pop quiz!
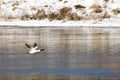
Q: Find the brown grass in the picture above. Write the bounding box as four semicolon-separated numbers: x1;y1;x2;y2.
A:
112;9;120;15
102;11;110;18
60;7;72;14
90;4;102;13
44;5;48;7
47;13;58;21
12;7;17;11
46;9;81;21
21;14;30;20
20;10;46;20
31;6;37;10
4;15;15;21
86;10;110;21
63;13;81;21
103;0;109;2
12;1;19;7
19;7;81;21
56;13;65;20
11;1;19;11
1;3;113;21
93;8;102;13
72;13;81;21
58;0;62;1
74;5;86;10
32;10;46;20
64;13;73;21
90;4;101;9
64;1;68;3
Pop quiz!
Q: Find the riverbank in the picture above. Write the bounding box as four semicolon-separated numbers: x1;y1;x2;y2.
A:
0;73;119;80
0;20;120;27
0;0;120;26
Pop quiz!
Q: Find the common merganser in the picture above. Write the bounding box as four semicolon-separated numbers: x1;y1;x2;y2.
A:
25;43;44;54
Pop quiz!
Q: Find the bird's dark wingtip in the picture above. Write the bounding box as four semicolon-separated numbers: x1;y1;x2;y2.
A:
25;43;31;48
33;43;38;47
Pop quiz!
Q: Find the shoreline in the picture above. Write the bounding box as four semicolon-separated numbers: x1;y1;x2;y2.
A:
0;73;119;80
0;25;120;28
0;19;120;27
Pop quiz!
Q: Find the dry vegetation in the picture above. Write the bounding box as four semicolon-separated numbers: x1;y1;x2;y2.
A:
112;9;120;15
103;0;114;3
58;0;62;1
12;1;20;7
90;4;101;9
74;4;86;10
0;4;111;22
64;1;68;3
60;7;72;14
1;0;119;22
18;5;109;22
45;7;81;21
47;13;58;21
21;10;46;20
90;4;102;13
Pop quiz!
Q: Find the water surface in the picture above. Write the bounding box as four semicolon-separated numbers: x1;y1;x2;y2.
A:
0;27;120;78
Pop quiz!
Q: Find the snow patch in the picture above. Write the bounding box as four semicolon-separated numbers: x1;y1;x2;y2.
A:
0;0;120;26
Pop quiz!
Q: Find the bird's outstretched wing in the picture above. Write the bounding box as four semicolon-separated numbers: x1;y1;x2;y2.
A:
33;43;37;48
25;43;31;48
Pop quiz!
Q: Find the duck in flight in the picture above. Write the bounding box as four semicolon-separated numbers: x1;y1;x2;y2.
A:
25;43;44;54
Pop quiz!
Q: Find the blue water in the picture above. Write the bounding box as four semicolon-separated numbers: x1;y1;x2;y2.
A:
0;51;120;78
0;68;120;78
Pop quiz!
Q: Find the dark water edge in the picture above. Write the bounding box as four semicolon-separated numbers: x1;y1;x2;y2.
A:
0;73;120;80
0;68;120;78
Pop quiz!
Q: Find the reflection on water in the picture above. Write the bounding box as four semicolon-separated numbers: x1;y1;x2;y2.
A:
0;27;120;78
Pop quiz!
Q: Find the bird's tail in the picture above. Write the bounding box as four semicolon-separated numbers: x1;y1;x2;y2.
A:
40;49;45;51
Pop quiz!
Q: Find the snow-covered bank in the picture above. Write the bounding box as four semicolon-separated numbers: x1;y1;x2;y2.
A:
0;19;120;27
0;0;120;26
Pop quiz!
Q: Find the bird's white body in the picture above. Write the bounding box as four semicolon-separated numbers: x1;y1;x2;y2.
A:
29;49;40;54
29;46;40;54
